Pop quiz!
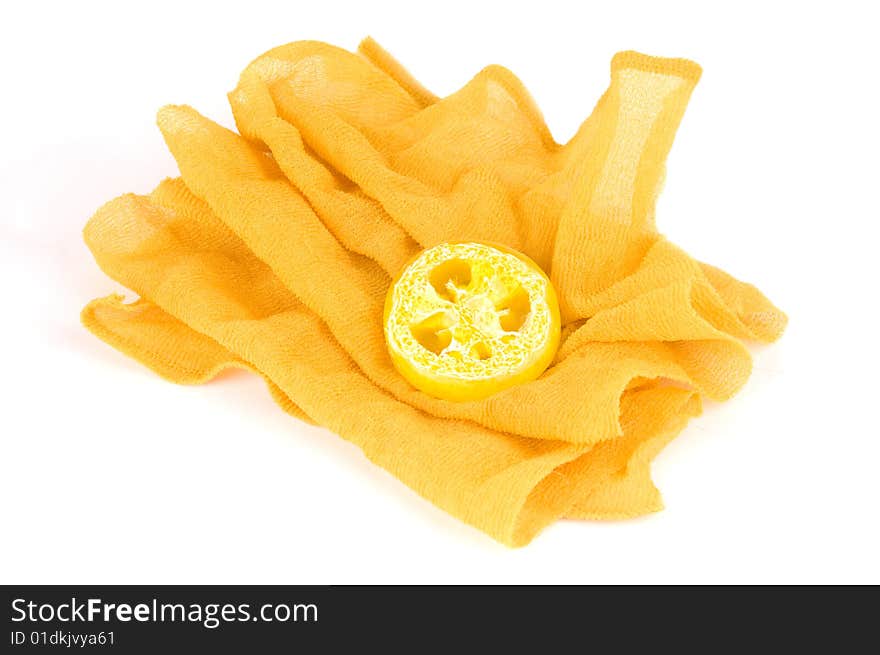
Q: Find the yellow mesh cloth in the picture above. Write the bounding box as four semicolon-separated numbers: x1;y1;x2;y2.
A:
81;38;786;546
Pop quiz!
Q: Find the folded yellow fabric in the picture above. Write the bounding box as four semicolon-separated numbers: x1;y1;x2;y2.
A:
81;38;786;546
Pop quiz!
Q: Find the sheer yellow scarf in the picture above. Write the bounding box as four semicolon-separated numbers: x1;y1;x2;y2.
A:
82;38;786;546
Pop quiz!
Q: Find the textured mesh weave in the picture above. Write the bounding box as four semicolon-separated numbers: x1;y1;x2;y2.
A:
82;38;786;546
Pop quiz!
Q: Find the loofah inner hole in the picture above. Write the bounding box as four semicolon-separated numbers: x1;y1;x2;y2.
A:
496;285;531;332
410;311;455;354
429;258;472;302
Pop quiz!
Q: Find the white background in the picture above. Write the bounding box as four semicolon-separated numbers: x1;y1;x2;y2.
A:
1;1;877;584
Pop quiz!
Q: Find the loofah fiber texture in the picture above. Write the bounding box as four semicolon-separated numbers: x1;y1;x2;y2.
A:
81;38;786;546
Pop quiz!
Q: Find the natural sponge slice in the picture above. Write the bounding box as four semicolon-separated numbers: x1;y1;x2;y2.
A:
384;242;561;401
